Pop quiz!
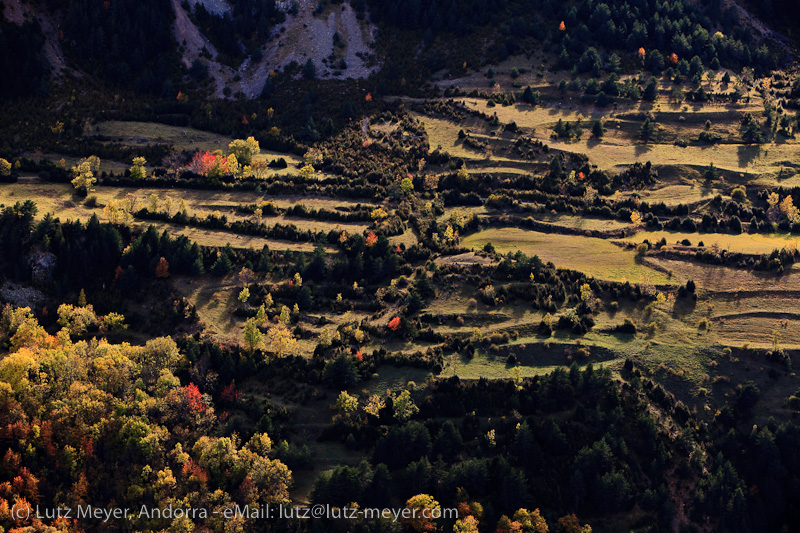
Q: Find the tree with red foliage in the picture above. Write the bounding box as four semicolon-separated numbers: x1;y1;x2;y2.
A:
221;383;244;404
184;383;206;412
388;316;401;331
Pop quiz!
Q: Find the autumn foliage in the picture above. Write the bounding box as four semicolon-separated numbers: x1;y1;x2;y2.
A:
184;383;206;412
388;316;401;331
155;257;170;278
186;151;238;178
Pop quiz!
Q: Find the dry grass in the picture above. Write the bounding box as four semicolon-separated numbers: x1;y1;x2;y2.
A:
0;182;339;252
454;95;796;175
628;184;724;206
627;230;800;255
94;121;235;152
645;257;800;293
462;228;674;284
534;213;632;231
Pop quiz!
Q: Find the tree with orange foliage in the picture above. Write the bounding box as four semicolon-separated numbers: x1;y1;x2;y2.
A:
388;316;401;331
155;257;170;278
366;231;378;247
669;52;679;64
638;47;646;61
559;20;566;31
557;514;592;533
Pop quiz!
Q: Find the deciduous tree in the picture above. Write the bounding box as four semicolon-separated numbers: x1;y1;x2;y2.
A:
243;318;263;353
155;257;170;278
129;157;147;180
266;322;297;359
403;494;440;532
228;137;260;166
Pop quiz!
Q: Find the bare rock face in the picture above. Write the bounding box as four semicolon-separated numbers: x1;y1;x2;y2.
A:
1;281;46;311
28;251;57;285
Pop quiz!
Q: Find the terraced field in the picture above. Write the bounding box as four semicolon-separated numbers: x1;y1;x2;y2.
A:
463;228;674;284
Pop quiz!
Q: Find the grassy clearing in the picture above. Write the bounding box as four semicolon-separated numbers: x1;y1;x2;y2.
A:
626;230;800;254
92;121;303;173
174;276;242;344
94;121;233;152
440;344;618;380
158;223;336;252
388;228;419;248
543;136;798;173
19;154;130;175
411;113;489;159
463;228;674;284
0;183;354;250
715;316;800;350
534;213;632;231
627;184;724;206
454;95;797;175
646;257;800;293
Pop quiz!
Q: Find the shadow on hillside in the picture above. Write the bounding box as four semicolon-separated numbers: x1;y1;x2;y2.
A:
737;145;760;167
672;297;697;317
587;138;602;149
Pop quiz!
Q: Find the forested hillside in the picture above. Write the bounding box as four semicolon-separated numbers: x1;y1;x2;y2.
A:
1;0;800;531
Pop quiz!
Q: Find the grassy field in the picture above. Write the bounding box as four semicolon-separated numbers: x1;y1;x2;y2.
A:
646;257;800;293
627;184;724;206
453;95;798;176
0;182;341;252
411;113;492;160
463;228;674;284
94;121;234;152
626;230;800;254
533;213;633;231
92;121;304;175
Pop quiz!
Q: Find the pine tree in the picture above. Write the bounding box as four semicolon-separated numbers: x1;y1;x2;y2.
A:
640;119;657;143
592;120;605;138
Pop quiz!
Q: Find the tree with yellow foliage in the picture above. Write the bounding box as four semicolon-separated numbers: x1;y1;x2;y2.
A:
279;305;291;324
364;394;386;418
299;164;315;180
780;196;800;223
453;515;480;533
129;157;147;180
228;136;260;166
243;317;263;353
70;156;100;195
371;207;389;221
103;199;131;225
266;322;297;359
403;494;440;532
0;158;11;177
513;508;549;533
333;391;358;423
